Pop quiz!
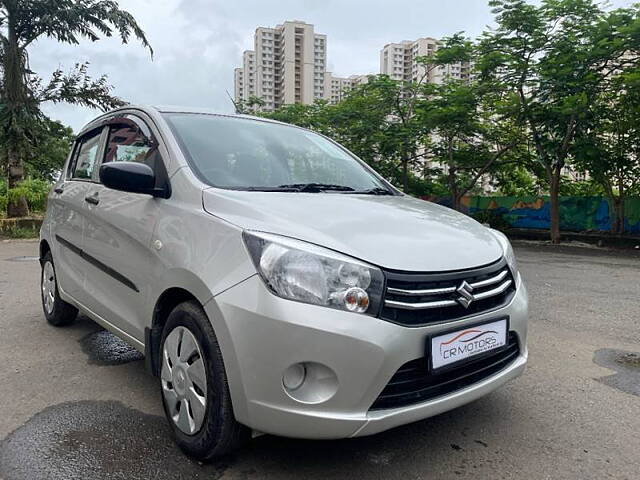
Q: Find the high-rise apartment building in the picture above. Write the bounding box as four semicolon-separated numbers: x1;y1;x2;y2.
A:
234;50;256;102
380;37;470;84
234;21;328;111
324;74;370;104
235;24;471;111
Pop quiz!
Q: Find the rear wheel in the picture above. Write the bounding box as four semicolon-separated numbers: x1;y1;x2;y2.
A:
160;301;249;460
41;251;78;327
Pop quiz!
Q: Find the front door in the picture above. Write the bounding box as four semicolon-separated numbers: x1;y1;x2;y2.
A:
81;115;169;341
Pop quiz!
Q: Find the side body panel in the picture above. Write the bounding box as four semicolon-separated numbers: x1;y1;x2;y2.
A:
145;167;257;315
81;187;162;341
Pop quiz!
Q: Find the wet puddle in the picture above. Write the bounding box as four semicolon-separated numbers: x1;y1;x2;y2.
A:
0;401;230;480
80;330;144;366
593;348;640;397
5;256;39;262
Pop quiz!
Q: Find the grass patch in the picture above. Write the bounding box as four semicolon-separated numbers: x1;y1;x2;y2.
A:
1;226;39;239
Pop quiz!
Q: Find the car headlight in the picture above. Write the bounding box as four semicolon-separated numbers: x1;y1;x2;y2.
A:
243;231;384;315
490;229;518;276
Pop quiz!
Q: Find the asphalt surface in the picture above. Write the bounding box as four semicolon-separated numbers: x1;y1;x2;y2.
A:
0;239;639;480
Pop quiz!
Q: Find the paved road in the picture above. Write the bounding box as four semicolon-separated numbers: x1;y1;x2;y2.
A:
0;240;639;480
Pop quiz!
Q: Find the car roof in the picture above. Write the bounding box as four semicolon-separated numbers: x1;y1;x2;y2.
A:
76;105;284;137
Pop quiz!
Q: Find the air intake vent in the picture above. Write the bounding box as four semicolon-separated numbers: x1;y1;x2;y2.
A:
370;332;520;410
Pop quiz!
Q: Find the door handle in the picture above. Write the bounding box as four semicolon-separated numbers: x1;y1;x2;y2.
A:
54;186;64;194
84;193;100;205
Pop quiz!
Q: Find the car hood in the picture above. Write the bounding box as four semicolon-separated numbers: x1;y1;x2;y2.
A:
202;189;503;272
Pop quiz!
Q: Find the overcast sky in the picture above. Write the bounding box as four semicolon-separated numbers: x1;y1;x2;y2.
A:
32;0;631;132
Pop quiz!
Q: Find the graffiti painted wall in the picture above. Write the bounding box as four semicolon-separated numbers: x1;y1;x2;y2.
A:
443;196;640;234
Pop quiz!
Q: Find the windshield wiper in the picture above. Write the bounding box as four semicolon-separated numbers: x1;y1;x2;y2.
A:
278;183;356;192
348;187;395;195
235;184;392;194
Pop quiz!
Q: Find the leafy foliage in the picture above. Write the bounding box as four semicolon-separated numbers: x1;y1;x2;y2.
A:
472;210;512;231
0;177;50;215
0;225;39;237
6;178;50;211
34;62;127;111
572;67;640;232
25;117;74;181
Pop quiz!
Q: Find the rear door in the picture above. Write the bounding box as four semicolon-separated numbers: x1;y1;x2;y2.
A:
49;127;106;301
81;114;170;341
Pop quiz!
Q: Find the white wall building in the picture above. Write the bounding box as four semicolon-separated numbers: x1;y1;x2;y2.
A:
234;21;328;111
324;74;370;104
380;37;470;84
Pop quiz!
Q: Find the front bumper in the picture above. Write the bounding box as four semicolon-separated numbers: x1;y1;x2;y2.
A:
205;273;528;439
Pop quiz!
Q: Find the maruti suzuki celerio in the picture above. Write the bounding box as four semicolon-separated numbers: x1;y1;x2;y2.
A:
40;106;528;460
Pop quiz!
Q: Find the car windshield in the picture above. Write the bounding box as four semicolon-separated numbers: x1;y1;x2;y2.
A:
163;113;391;193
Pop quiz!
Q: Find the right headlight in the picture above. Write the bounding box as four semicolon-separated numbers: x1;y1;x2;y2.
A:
243;231;384;315
490;229;518;277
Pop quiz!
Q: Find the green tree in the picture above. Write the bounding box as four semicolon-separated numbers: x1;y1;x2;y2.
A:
1;0;152;217
417;71;526;210
493;165;541;196
233;95;265;114
330;75;424;190
24;117;75;181
573;69;640;233
258;100;330;131
478;0;640;242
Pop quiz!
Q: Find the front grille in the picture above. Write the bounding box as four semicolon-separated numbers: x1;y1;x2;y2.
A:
380;259;516;326
370;332;520;410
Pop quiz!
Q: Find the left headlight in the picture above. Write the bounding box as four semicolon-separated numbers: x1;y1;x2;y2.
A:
490;229;518;277
243;231;384;315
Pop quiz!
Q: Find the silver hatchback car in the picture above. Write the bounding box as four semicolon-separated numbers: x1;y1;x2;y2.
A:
40;106;528;459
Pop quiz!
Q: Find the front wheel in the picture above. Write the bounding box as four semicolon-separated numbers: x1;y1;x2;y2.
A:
160;301;249;460
41;251;78;327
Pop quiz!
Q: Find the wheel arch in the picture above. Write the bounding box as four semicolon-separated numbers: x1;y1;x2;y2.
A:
39;239;51;264
146;287;203;376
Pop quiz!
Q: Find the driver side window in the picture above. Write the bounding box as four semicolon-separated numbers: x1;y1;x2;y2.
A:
104;124;156;167
102;121;169;191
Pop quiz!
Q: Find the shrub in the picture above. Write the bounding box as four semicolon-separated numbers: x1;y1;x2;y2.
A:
472;210;512;231
6;179;51;213
2;226;39;238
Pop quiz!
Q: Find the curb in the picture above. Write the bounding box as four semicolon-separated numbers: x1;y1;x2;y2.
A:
505;228;640;249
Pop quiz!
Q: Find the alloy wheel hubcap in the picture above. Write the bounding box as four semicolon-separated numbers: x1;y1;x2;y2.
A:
161;326;208;435
42;261;56;315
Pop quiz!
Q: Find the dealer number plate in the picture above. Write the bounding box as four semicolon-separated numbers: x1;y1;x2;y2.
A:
431;319;507;370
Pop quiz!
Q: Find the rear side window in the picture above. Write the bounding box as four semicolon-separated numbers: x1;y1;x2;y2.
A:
71;129;103;180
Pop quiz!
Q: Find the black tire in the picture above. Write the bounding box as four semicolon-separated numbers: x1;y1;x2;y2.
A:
159;301;249;460
41;251;78;327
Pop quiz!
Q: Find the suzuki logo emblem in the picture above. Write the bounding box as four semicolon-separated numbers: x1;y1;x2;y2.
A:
456;280;474;308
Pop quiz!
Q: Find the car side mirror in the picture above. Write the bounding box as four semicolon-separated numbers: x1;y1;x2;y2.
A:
100;162;165;197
